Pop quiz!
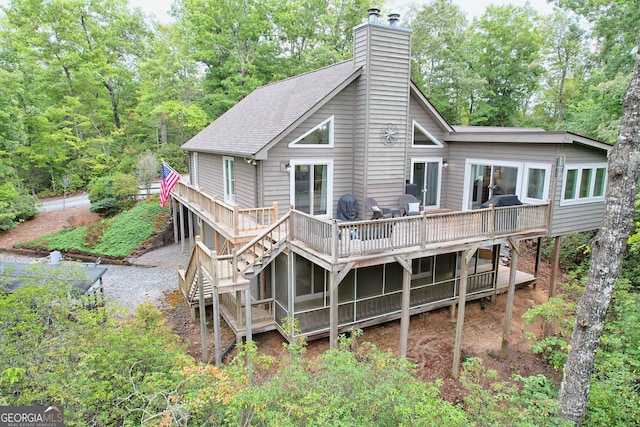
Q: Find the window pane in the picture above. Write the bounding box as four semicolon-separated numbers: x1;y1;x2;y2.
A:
294;120;331;145
579;168;592;198
313;164;327;215
492;166;518;195
294;165;311;213
527;168;545;199
564;169;578;200
594;168;606;197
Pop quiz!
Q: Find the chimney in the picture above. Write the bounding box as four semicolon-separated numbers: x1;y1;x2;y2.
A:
368;8;380;23
388;13;400;27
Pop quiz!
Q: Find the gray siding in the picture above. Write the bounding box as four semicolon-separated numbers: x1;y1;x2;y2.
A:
353;23;412;211
549;144;606;236
191;152;256;209
197;153;223;198
407;94;447;206
445;142;558;211
261;84;357;217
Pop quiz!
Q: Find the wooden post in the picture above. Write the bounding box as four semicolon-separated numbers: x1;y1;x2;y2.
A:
534;236;543;289
236;290;243;334
188;209;194;250
501;241;519;359
197;266;208;363
211;251;221;366
397;256;412;356
452;249;469;379
449;304;456;322
488;204;495;236
180;204;186;254
329;269;338;349
172;198;179;244
549;235;563;297
212;286;221;366
244;287;252;343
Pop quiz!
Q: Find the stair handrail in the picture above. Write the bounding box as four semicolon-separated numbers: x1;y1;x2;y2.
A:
177;236;211;301
218;211;291;280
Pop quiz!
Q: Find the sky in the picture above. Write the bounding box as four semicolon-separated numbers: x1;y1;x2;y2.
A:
129;0;557;24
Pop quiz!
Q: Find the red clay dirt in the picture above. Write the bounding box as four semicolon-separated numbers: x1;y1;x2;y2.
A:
0;206;563;403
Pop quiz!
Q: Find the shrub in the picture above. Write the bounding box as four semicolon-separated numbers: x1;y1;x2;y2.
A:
460;357;569;426
522;296;576;369
0;182;37;231
89;196;121;216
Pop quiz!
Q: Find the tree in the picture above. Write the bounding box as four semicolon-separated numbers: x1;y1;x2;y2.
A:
533;11;589;128
136;152;158;196
558;50;640;425
468;4;544;126
408;0;477;124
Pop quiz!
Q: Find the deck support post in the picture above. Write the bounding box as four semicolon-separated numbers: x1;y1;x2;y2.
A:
534;237;542;289
180;204;186;254
396;256;412;357
549;235;563;297
213;285;221;366
501;240;520;359
452;249;469;379
188;210;194;250
329;262;354;349
329;270;338;349
197;266;208;363
172;198;179;244
236;291;243;337
449;304;456;321
244;287;252;343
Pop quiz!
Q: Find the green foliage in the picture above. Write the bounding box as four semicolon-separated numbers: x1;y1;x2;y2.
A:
582;279;640;426
88;174;140;215
22;199;169;258
523;295;576;369
0;181;37;231
225;330;468;426
0;275;190;426
541;231;596;275
460;357;570;426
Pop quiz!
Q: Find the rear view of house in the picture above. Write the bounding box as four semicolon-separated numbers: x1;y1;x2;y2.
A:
171;9;610;367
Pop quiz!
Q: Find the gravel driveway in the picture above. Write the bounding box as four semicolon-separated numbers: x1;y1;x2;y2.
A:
0;243;190;314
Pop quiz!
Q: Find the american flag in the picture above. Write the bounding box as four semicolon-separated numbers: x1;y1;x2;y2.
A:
160;163;181;207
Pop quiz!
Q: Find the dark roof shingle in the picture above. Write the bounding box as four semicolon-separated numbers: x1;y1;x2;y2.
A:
181;60;359;156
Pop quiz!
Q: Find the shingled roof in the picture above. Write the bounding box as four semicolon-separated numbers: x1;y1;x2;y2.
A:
181;60;361;157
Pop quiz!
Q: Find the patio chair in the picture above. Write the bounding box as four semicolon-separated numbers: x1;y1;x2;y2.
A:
365;197;393;219
398;194;422;216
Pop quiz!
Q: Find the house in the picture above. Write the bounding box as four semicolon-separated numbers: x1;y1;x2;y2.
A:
172;9;610;369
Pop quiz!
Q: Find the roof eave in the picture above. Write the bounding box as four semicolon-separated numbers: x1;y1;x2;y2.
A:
254;67;363;159
409;82;455;133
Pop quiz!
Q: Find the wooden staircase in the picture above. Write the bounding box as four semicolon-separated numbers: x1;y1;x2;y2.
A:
177;213;290;319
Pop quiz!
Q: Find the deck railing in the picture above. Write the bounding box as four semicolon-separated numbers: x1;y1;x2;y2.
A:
173;181;278;233
291;202;549;259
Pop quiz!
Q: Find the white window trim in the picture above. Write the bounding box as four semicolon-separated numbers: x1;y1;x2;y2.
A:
462;159;523;211
560;162;608;206
411;120;443;148
223;156;235;205
410;157;443;209
520;162;552;204
288;158;334;218
289;116;334;148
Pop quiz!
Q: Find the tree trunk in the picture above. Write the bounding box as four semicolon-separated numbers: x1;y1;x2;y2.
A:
558;51;640;425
